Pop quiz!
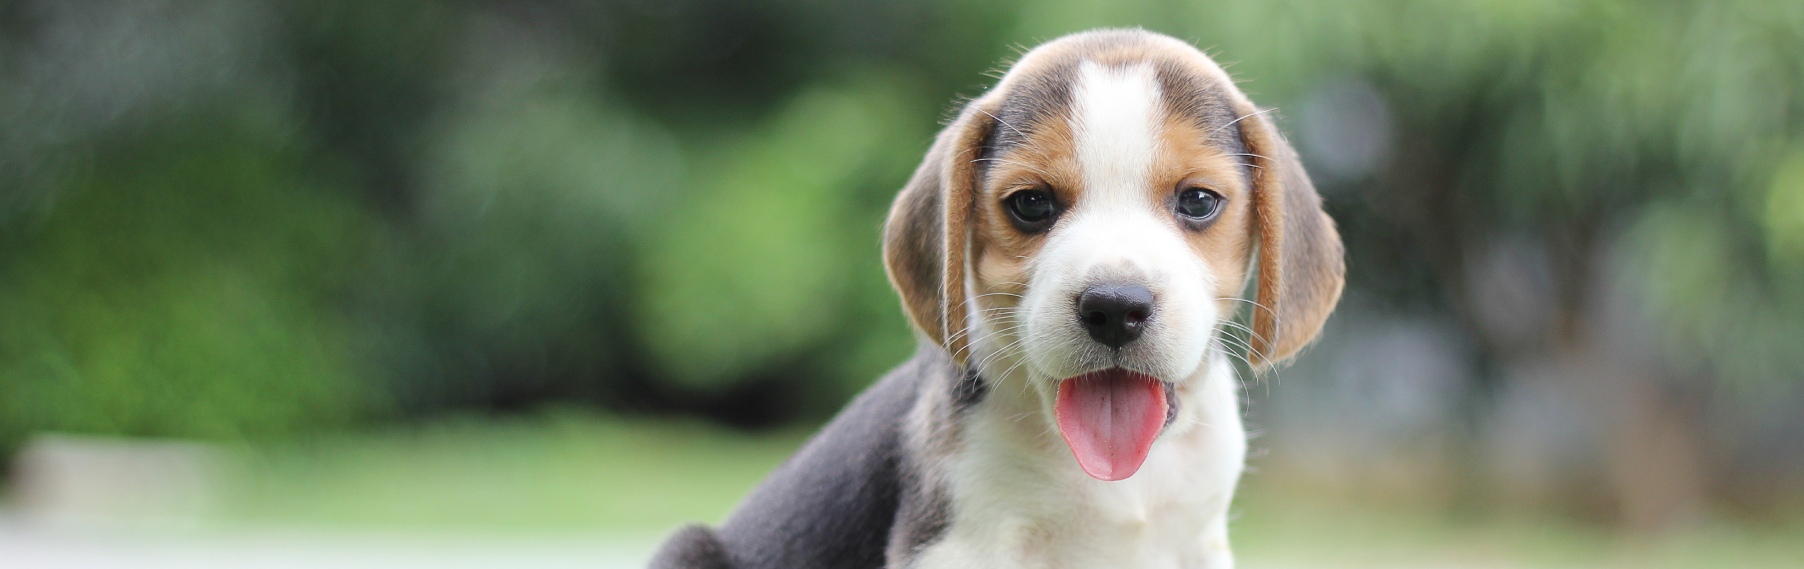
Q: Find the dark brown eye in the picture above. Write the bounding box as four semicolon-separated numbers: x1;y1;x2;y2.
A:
1176;187;1224;220
1005;189;1059;230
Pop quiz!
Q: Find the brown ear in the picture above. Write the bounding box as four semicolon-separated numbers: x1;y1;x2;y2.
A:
1238;106;1346;369
883;102;996;364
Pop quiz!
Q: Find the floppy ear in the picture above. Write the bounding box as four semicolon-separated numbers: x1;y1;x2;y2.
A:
883;101;997;364
1237;106;1346;369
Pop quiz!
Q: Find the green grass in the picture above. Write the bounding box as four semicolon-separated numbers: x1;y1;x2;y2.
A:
226;413;1804;567
1232;491;1804;568
231;411;808;534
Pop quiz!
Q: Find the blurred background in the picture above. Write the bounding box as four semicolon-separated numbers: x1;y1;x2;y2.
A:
1;0;1801;567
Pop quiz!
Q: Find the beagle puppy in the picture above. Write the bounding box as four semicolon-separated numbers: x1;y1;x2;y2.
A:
649;28;1344;569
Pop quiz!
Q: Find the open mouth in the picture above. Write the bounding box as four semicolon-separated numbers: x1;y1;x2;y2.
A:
1054;368;1173;481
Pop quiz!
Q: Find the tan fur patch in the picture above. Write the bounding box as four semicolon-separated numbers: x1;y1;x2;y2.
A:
968;34;1261;332
970;116;1076;320
885;29;1341;369
1153;110;1256;317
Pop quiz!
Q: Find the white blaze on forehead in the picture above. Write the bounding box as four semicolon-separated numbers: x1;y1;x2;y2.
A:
1071;62;1161;210
1010;59;1216;385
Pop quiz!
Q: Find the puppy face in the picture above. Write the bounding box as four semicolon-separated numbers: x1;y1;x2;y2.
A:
884;30;1343;479
970;57;1255;388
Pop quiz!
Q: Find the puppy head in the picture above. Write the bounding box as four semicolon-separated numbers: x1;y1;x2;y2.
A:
884;30;1343;478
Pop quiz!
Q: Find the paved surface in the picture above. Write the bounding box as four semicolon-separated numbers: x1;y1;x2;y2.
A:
0;517;1563;569
0;522;659;569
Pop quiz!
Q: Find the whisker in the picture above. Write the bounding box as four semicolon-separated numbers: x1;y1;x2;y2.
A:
1215;320;1271;349
974;108;1028;140
1215;319;1271;350
1214;296;1276;318
974;336;1032;373
1207;108;1275;138
948;319;1032;362
1218;152;1271;161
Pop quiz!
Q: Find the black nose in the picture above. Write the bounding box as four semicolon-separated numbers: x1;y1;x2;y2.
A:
1076;284;1154;349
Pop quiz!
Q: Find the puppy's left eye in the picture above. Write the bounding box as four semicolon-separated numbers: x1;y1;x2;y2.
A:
1005;189;1059;230
1176;187;1224;220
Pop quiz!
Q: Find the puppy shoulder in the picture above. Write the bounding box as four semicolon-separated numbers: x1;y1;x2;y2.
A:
647;524;735;569
696;344;957;568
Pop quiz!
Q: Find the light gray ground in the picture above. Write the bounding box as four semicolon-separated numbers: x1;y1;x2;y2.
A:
0;518;659;569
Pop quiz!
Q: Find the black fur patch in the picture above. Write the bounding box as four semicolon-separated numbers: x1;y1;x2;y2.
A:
951;366;989;412
651;346;961;569
648;525;734;569
978;60;1077;180
888;470;953;563
1152;60;1254;181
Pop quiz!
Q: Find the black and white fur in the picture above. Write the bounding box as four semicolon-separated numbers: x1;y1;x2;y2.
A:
650;29;1344;569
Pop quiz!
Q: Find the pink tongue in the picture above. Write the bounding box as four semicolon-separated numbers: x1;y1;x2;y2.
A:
1054;370;1167;481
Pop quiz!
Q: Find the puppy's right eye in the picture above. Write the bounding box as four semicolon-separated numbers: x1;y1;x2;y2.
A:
1005;189;1059;230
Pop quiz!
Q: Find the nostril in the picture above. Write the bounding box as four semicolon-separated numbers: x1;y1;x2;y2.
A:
1083;311;1109;328
1075;283;1156;348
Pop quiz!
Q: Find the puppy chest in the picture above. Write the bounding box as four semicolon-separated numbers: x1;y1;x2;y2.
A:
911;447;1236;568
912;499;1223;569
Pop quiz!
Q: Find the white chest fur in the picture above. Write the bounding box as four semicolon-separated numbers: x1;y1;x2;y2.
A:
910;358;1248;569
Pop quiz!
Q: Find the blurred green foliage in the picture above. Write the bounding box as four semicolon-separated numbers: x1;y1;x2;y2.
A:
361;80;679;411
0;114;371;447
636;77;927;392
0;0;1801;474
